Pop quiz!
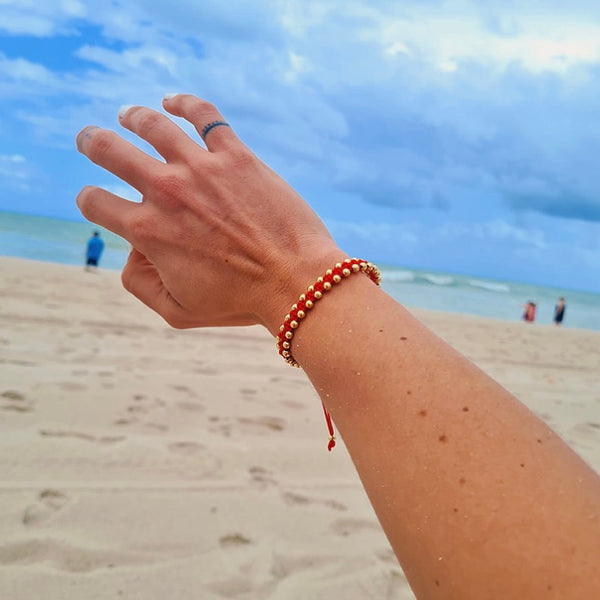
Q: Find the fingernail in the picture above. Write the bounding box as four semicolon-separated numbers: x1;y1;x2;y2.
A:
76;126;99;151
118;104;135;120
163;93;180;101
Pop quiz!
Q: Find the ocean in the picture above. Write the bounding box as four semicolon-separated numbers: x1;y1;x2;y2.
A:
2;210;599;331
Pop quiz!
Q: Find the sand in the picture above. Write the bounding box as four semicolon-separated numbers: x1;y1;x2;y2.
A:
1;256;598;599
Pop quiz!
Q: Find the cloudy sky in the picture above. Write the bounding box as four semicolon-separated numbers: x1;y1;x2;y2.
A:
1;0;599;292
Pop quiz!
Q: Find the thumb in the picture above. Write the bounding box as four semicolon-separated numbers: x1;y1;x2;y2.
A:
121;249;186;327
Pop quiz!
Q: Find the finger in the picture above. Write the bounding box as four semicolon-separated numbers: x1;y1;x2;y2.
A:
162;94;242;153
121;249;188;328
76;125;165;192
118;104;204;163
76;185;141;242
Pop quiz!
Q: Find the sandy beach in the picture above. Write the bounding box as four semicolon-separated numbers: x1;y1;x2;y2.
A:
1;256;599;599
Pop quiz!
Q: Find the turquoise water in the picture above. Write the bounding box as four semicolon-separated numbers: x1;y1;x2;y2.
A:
2;210;599;331
0;211;130;271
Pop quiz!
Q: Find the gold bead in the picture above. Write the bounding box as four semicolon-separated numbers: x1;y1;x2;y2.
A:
342;268;351;277
297;310;306;319
335;262;342;268
306;300;314;309
360;262;367;269
291;303;297;311
317;277;324;283
344;258;352;264
314;291;323;299
307;285;314;292
324;281;332;290
279;325;285;332
325;270;332;276
285;331;293;340
299;294;306;301
352;263;360;272
282;350;290;358
283;341;290;349
332;275;341;283
290;320;299;329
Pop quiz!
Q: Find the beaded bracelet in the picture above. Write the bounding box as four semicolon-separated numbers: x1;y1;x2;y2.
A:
276;258;381;450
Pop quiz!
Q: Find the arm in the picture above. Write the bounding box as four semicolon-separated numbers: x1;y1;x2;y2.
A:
293;276;600;598
76;95;600;599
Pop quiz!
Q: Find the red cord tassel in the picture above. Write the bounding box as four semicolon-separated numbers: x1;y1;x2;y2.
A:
322;401;336;451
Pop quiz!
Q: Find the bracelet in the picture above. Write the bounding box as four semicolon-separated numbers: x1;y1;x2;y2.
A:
276;258;381;450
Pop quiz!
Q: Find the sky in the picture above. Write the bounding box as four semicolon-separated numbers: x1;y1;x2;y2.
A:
1;0;599;292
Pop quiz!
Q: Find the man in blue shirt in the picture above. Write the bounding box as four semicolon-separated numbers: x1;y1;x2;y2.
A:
85;231;105;270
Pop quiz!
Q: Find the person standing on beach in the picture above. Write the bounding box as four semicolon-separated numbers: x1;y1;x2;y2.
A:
522;300;536;322
85;231;104;270
75;95;600;600
554;297;566;325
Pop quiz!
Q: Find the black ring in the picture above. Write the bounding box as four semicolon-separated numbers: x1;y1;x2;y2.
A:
201;120;231;140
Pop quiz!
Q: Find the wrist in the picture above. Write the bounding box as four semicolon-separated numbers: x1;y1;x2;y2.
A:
276;258;382;367
258;244;348;337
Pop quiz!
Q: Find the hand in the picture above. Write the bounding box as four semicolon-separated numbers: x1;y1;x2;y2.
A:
76;94;343;334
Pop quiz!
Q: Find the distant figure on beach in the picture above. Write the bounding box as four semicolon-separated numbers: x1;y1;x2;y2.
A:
522;300;536;322
85;231;104;270
554;297;566;325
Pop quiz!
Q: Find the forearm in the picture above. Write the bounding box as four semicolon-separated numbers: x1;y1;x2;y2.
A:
289;274;600;598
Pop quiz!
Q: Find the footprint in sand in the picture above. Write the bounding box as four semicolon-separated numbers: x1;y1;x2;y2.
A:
385;569;409;596
58;382;87;392
0;538;157;572
573;422;600;437
23;489;69;525
330;517;381;537
280;399;306;410
1;390;33;412
208;416;232;438
219;533;252;548
39;430;125;444
237;416;285;433
141;422;169;433
282;491;347;512
175;401;205;413
167;441;204;455
375;547;399;565
113;417;137;426
249;466;277;487
171;384;197;397
270;553;337;579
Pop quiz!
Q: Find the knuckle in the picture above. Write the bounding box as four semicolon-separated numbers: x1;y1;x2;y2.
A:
128;212;156;243
228;145;255;169
187;97;218;122
152;170;187;202
134;110;163;138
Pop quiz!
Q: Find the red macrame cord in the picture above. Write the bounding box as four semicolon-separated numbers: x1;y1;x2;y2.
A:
276;258;381;451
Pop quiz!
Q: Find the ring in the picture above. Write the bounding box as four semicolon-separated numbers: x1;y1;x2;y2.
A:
201;120;231;140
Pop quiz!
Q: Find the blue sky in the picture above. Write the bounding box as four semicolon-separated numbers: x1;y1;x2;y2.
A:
1;1;599;292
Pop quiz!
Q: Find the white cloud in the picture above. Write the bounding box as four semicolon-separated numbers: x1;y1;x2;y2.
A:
0;153;33;190
0;0;86;36
0;55;57;86
380;6;600;74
